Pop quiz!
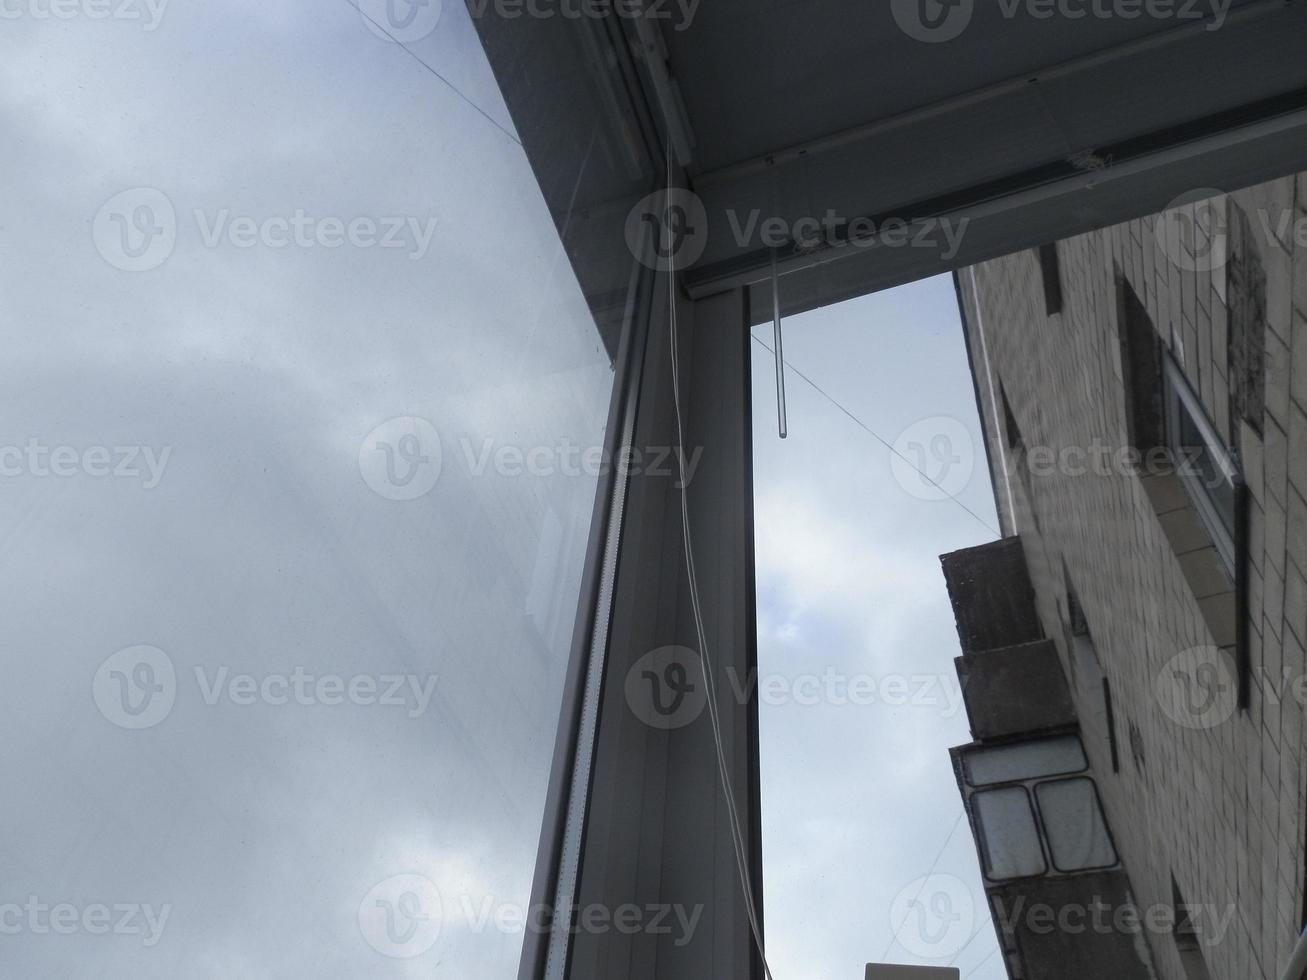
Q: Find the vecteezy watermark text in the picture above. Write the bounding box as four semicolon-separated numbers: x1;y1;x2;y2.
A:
193;210;437;258
358;415;706;501
455;897;703;946
888;874;1235;960
622;192;971;271
93;188;439;272
892;0;1231;43
458;438;703;486
358;874;703;959
0;0;168;29
0;440;171;488
724;209;970;262
193;666;438;717
993;894;1236;945
1011;438;1231;489
93;645;439;730
467;0;700;31
0;897;171;947
625;647;967;730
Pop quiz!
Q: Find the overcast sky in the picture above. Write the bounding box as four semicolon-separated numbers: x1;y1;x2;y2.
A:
2;2;612;976
4;3;1004;977
751;276;1004;980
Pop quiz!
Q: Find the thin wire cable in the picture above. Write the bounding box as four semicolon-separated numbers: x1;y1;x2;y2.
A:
946;915;994;967
751;334;1000;538
965;944;1000;976
880;810;966;961
346;0;522;146
671;307;770;976
662;153;776;980
664;175;768;969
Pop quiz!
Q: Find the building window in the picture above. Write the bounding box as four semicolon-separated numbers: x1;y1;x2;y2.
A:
0;2;642;973
974;787;1047;880
999;381;1039;529
1172;877;1217;980
958;736;1119;884
1066;583;1089;637
1117;273;1165;450
1164;355;1238;577
1227;204;1267;436
1064;582;1120;774
1038;242;1064;316
1001;381;1024;455
1101;681;1120;774
1128;719;1146;771
964;734;1087;786
1034;778;1118;872
1116;270;1246;693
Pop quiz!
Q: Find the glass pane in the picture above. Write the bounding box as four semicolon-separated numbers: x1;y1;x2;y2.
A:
964;735;1087;786
1036;778;1118;872
973;788;1046;880
0;4;622;976
1171;397;1236;539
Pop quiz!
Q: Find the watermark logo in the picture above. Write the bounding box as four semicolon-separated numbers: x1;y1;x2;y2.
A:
891;0;973;43
93;188;176;272
94;188;439;271
1156;646;1238;730
360;887;705;955
358;875;443;958
891;416;975;500
625;189;709;272
93;645;177;730
1159;188;1307;273
358;0;443;42
0;0;169;30
625;654;966;729
359;417;443;501
625;646;708;730
1157;188;1228;274
95;653;439;729
888;873;975;959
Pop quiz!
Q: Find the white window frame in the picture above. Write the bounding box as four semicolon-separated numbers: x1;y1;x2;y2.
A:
1163;355;1238;576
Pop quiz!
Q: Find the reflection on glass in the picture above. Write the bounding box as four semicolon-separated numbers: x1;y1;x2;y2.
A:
0;2;617;975
1172;406;1236;537
964;735;1087;786
1164;356;1237;574
974;788;1046;881
1035;779;1118;873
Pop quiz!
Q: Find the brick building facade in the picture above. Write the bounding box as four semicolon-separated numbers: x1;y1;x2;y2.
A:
948;175;1307;979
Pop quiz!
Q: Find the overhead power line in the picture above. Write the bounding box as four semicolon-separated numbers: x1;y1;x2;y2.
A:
751;334;1000;537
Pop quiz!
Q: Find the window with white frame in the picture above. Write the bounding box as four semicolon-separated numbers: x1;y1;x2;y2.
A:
959;735;1119;883
1163;355;1239;577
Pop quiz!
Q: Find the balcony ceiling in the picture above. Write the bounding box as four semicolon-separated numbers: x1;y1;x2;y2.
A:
669;0;1298;175
474;0;1307;322
644;0;1307;317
